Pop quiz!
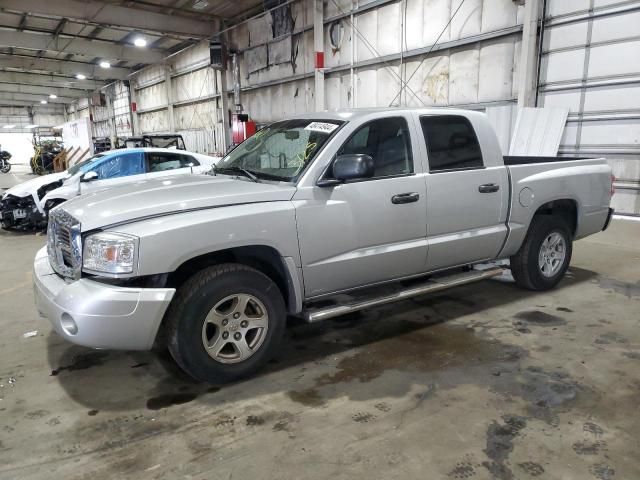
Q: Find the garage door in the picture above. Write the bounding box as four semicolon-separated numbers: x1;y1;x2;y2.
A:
538;0;640;215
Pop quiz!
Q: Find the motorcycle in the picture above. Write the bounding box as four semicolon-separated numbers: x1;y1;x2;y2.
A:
0;150;11;173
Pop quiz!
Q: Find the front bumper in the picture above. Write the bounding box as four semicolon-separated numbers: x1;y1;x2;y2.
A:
33;247;175;350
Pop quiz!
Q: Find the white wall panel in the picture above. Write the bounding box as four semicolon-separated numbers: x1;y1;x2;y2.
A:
478;39;515;102
137;83;167;109
139;111;169;133
583;84;640;112
449;48;479;105
542;50;586;82
591;11;640;43
450;0;482;40
588;41;640;78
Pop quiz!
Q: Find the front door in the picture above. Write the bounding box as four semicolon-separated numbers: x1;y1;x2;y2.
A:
294;115;428;297
81;151;146;194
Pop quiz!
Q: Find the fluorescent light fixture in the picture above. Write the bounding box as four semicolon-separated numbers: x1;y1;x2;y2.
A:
49;94;57;99
133;37;147;47
76;73;86;80
99;61;111;69
25;124;38;129
192;0;209;9
3;125;15;129
40;100;47;104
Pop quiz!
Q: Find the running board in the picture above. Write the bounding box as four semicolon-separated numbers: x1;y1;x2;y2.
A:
302;266;505;323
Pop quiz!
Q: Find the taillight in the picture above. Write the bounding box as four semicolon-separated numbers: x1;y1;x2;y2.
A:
611;174;616;196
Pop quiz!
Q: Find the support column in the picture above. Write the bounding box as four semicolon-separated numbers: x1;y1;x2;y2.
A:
219;68;232;152
517;0;542;108
314;0;325;111
128;80;140;135
165;66;176;133
105;91;117;145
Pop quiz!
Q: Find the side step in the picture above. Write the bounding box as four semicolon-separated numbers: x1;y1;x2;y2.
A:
302;266;505;323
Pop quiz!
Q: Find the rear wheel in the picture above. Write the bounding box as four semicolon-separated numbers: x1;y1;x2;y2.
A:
510;215;573;291
165;263;286;383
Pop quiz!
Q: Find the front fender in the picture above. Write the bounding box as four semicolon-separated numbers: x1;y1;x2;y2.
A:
112;201;301;276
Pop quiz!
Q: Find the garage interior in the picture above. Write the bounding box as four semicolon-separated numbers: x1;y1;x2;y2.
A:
1;0;639;479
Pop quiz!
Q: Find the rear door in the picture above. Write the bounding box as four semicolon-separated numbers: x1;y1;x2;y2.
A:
145;152;200;179
420;115;509;271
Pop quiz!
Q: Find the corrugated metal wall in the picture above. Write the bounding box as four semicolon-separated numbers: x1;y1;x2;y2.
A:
539;0;640;214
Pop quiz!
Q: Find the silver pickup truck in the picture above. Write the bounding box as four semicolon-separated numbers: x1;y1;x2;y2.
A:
33;108;614;383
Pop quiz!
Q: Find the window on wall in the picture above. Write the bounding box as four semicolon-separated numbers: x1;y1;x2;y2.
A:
421;116;484;172
146;153;200;172
337;117;413;178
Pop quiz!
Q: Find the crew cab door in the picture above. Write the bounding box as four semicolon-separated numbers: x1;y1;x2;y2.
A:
419;114;509;271
293;115;428;297
145;152;201;179
81;151;145;194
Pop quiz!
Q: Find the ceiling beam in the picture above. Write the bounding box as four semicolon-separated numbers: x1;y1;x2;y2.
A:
0;54;130;80
0;0;217;37
0;71;105;90
0;30;165;64
0;91;74;104
0;82;90;98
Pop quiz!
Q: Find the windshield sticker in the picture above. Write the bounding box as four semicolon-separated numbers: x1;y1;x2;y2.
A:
305;122;339;133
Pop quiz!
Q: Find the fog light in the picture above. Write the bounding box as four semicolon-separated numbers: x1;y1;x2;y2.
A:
60;312;78;335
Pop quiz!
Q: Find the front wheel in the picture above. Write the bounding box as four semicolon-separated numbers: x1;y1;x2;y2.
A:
0;161;10;173
510;215;573;291
165;263;286;383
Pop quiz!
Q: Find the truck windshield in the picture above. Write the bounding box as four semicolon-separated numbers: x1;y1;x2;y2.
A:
215;119;344;182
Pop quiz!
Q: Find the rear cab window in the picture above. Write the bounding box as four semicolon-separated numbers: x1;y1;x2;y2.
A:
420;115;484;173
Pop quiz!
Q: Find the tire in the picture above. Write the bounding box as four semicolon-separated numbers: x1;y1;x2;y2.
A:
510;215;573;291
1;162;10;173
165;263;286;383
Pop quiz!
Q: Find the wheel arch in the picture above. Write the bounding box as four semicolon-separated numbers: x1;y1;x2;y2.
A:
166;245;302;315
532;198;578;236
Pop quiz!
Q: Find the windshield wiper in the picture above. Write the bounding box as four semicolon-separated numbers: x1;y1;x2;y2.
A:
213;165;260;183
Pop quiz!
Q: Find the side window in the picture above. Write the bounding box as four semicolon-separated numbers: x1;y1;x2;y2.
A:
147;153;197;172
92;152;144;179
180;155;200;167
337;117;413;178
420;115;483;172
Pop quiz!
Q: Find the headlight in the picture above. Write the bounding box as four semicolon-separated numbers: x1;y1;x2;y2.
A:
82;232;138;275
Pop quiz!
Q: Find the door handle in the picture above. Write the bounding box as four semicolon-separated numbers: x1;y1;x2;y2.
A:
478;183;500;193
391;192;420;204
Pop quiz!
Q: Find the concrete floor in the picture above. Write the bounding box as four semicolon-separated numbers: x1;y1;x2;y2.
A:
1;172;639;479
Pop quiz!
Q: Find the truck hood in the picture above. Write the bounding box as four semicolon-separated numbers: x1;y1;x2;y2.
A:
2;172;68;199
61;174;297;231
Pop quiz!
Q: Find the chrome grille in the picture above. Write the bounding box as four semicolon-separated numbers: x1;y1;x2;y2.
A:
47;209;82;279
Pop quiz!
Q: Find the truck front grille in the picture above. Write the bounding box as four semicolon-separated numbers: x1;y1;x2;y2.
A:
47;209;82;279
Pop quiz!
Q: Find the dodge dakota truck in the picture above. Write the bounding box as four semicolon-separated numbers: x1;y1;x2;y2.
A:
33;108;614;383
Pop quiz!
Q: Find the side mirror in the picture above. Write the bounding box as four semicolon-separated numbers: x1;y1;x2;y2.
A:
81;171;98;182
332;154;374;181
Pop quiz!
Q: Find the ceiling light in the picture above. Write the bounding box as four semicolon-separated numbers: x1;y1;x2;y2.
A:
192;1;209;9
40;100;47;104
25;124;38;129
133;37;147;47
49;94;57;99
99;61;111;69
76;73;86;80
3;125;15;129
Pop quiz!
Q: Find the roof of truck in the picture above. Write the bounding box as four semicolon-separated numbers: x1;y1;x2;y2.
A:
290;107;483;122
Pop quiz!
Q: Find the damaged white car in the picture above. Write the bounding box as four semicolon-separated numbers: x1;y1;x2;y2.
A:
0;147;219;230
